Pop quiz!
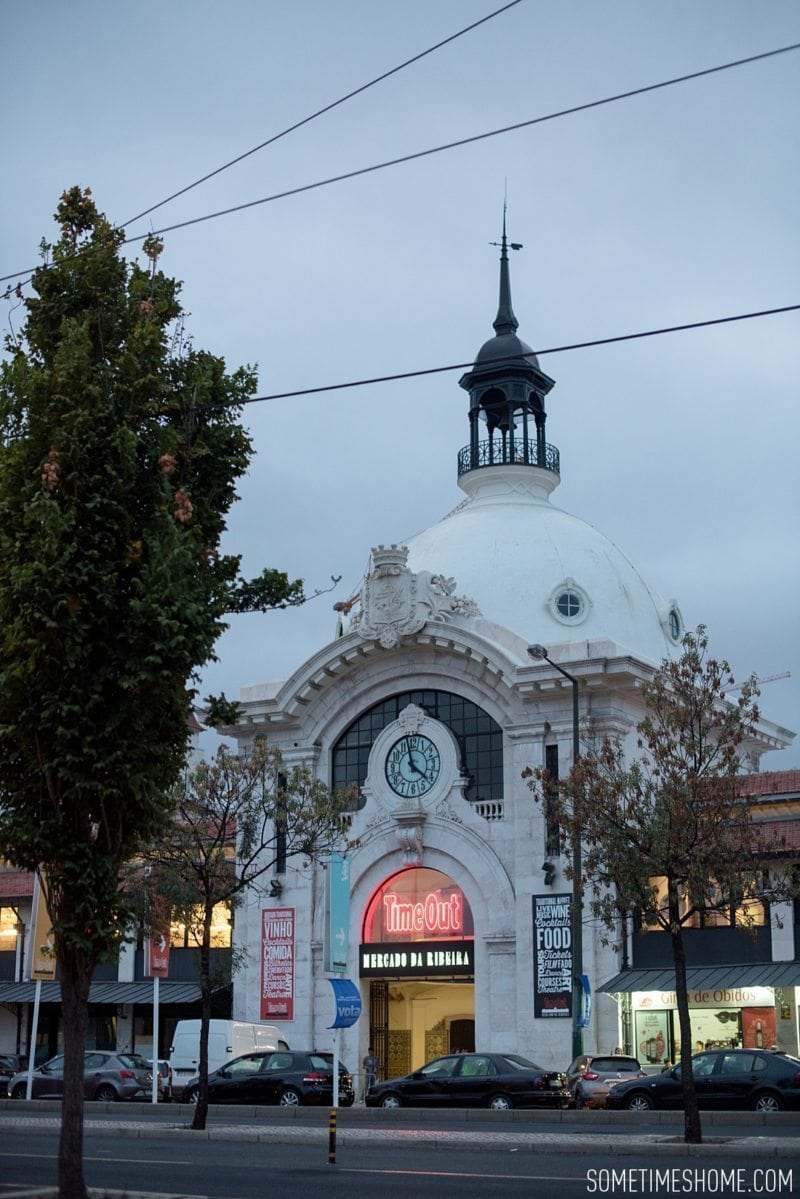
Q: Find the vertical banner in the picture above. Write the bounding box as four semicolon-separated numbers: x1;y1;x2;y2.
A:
576;973;592;1028
143;932;170;978
532;894;572;1018
324;854;350;974
28;873;56;981
261;907;295;1020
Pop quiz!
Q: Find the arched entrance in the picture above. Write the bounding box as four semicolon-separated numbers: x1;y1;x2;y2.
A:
360;867;474;1079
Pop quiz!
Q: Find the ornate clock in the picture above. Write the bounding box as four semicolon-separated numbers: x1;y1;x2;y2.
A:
385;734;441;798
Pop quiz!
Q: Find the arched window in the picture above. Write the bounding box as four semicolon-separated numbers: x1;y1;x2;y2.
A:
331;690;502;808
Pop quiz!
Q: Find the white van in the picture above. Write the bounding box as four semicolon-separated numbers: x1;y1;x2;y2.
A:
169;1020;289;1088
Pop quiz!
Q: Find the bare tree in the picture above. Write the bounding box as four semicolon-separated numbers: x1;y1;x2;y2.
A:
141;739;351;1130
525;627;792;1143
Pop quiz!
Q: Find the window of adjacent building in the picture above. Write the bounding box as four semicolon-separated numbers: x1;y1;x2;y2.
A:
331;690;503;809
169;902;232;948
640;876;765;930
0;906;20;948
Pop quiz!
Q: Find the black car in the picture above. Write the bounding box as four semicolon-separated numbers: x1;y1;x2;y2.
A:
180;1050;355;1107
365;1052;569;1110
606;1048;800;1114
0;1054;27;1098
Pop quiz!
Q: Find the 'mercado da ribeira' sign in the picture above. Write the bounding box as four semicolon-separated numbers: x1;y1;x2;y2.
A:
359;939;474;978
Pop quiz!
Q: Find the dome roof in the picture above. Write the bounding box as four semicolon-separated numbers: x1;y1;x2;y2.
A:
473;330;540;373
406;465;680;666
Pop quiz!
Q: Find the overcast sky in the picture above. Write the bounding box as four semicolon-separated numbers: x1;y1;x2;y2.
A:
3;1;799;766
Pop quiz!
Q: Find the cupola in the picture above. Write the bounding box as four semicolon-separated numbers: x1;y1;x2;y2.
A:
457;214;558;479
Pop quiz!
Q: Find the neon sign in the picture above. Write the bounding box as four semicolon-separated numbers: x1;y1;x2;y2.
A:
363;867;474;944
382;888;463;936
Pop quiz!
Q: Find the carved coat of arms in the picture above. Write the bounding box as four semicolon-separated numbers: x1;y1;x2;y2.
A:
349;545;480;649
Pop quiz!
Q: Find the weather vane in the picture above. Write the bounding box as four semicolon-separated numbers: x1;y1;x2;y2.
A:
489;197;523;253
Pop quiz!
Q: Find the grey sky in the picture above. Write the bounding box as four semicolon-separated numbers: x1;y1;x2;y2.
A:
3;1;799;764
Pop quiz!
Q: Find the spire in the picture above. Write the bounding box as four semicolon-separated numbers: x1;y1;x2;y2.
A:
492;203;520;336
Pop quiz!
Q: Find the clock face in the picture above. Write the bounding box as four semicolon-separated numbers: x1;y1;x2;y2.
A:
385;734;441;798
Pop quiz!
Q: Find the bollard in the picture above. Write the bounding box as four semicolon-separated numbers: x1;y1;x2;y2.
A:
328;1107;337;1165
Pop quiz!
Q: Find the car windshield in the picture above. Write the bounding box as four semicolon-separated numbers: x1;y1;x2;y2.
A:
499;1055;542;1071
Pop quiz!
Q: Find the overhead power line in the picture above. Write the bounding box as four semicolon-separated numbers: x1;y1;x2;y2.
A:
116;42;800;247
122;0;524;227
1;40;797;286
202;303;800;410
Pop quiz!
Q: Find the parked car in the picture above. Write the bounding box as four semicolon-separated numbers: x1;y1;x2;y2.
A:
565;1054;646;1109
153;1059;173;1101
365;1052;569;1110
8;1051;162;1102
0;1054;27;1098
606;1049;800;1114
180;1049;354;1107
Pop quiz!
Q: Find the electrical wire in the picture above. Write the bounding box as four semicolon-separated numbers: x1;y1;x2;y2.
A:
192;303;800;411
121;0;524;227
1;40;797;287
117;42;800;249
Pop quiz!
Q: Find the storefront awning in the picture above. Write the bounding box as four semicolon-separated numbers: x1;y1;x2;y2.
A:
599;962;800;993
0;980;204;1004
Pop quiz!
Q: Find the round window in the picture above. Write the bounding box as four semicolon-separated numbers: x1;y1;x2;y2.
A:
550;580;589;625
668;608;682;641
555;590;583;619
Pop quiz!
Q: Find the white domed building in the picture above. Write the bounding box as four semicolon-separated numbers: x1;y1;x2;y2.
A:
225;232;794;1082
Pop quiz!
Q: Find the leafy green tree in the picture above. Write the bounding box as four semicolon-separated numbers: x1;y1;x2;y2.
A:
139;740;351;1130
0;188;305;1199
525;628;791;1144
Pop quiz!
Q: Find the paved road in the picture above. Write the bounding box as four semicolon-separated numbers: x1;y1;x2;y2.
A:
2;1099;799;1197
1;1130;798;1199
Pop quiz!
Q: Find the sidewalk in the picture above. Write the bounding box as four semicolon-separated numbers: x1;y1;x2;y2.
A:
3;1108;800;1155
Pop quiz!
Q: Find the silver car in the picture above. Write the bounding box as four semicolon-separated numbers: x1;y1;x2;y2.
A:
566;1054;646;1109
9;1050;161;1102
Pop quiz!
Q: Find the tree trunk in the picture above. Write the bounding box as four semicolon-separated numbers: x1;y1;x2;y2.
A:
190;912;213;1131
670;903;702;1143
57;942;92;1199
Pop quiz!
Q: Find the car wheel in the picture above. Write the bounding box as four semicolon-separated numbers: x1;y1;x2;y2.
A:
11;1083;26;1100
752;1091;783;1114
487;1093;513;1111
379;1093;402;1109
625;1092;654;1112
184;1087;199;1105
94;1084;117;1103
278;1087;302;1107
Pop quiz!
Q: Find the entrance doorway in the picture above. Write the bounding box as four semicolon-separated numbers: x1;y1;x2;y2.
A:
368;979;474;1080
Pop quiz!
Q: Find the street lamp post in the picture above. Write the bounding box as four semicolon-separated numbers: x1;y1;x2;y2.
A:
527;643;583;1059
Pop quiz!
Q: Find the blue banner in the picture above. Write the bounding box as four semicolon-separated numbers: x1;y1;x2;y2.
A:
328;977;362;1028
576;973;592;1028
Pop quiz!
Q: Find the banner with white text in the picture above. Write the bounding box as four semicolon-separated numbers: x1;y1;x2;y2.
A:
261;907;295;1021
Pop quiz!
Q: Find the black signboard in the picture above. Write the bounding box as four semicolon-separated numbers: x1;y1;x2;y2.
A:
532;894;572;1018
359;939;474;979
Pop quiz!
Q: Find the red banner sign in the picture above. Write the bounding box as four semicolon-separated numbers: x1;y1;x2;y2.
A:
144;934;170;978
261;907;295;1021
